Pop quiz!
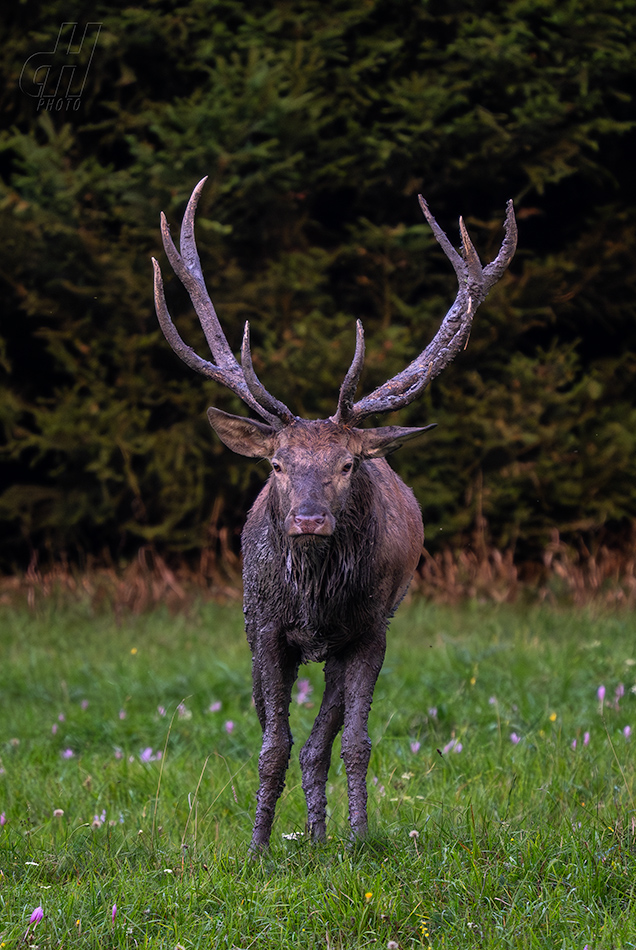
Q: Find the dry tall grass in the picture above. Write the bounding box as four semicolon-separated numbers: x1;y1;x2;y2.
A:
413;530;636;607
3;525;636;612
0;546;240;614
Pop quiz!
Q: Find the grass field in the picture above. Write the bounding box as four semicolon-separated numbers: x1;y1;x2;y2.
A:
1;597;635;948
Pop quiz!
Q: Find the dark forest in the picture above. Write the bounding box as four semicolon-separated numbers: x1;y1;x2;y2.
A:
1;0;635;577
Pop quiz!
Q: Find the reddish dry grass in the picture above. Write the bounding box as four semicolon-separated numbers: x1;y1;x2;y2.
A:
2;527;636;612
0;546;241;614
414;544;520;604
414;526;636;608
540;528;636;607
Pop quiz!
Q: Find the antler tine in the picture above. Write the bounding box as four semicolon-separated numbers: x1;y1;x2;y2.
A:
154;179;294;427
332;320;365;424
418;197;464;277
458;215;483;291
483;199;518;288
241;323;295;428
153;256;278;423
159;177;234;366
153;257;223;381
344;199;517;426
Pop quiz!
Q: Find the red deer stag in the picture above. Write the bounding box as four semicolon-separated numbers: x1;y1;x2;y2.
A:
152;179;516;851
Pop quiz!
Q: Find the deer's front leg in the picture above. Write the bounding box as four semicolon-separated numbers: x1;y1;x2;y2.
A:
299;656;345;842
249;628;299;852
341;628;387;839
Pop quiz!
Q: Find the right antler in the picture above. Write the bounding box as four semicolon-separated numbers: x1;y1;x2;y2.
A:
332;198;517;426
152;177;295;429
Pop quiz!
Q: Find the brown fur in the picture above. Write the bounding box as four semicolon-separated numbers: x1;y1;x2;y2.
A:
208;413;425;849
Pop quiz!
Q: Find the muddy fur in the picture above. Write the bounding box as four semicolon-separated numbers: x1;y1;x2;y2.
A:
237;425;424;850
252;463;381;661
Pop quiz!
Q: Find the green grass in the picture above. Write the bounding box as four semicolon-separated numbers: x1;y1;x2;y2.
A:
1;598;635;948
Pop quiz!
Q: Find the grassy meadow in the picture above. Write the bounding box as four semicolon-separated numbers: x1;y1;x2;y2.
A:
1;597;635;948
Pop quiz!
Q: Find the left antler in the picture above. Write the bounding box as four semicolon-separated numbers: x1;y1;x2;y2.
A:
152;177;295;429
332;198;517;426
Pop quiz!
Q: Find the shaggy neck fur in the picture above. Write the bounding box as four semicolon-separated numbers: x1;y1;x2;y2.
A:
267;464;379;611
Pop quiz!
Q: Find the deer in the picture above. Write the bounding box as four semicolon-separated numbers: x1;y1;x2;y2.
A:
152;178;517;851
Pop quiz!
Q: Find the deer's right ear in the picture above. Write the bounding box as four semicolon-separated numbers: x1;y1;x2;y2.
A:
207;408;277;458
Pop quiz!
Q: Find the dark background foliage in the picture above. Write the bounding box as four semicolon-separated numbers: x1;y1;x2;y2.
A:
1;0;635;571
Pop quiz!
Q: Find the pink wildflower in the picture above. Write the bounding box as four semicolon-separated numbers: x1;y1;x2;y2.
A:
112;903;117;922
157;705;166;717
442;738;462;754
295;679;313;704
410;740;421;754
0;812;6;826
208;700;222;712
81;699;89;710
61;748;74;759
583;731;590;746
29;906;44;926
510;732;521;745
140;747;161;762
224;720;234;734
623;725;631;739
597;685;605;710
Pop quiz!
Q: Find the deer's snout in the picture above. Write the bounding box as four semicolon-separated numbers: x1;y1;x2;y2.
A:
286;504;335;537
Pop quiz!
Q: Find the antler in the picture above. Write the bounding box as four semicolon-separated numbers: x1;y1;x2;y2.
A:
152;177;295;429
332;198;517;426
154;180;516;431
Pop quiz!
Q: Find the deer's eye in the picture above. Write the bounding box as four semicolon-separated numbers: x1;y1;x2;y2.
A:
271;460;282;473
341;461;353;475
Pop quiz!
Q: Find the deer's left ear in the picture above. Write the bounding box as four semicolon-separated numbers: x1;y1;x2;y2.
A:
207;407;278;457
357;424;437;459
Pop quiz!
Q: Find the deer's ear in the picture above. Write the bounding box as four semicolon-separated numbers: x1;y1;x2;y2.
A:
358;423;437;459
207;407;277;458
